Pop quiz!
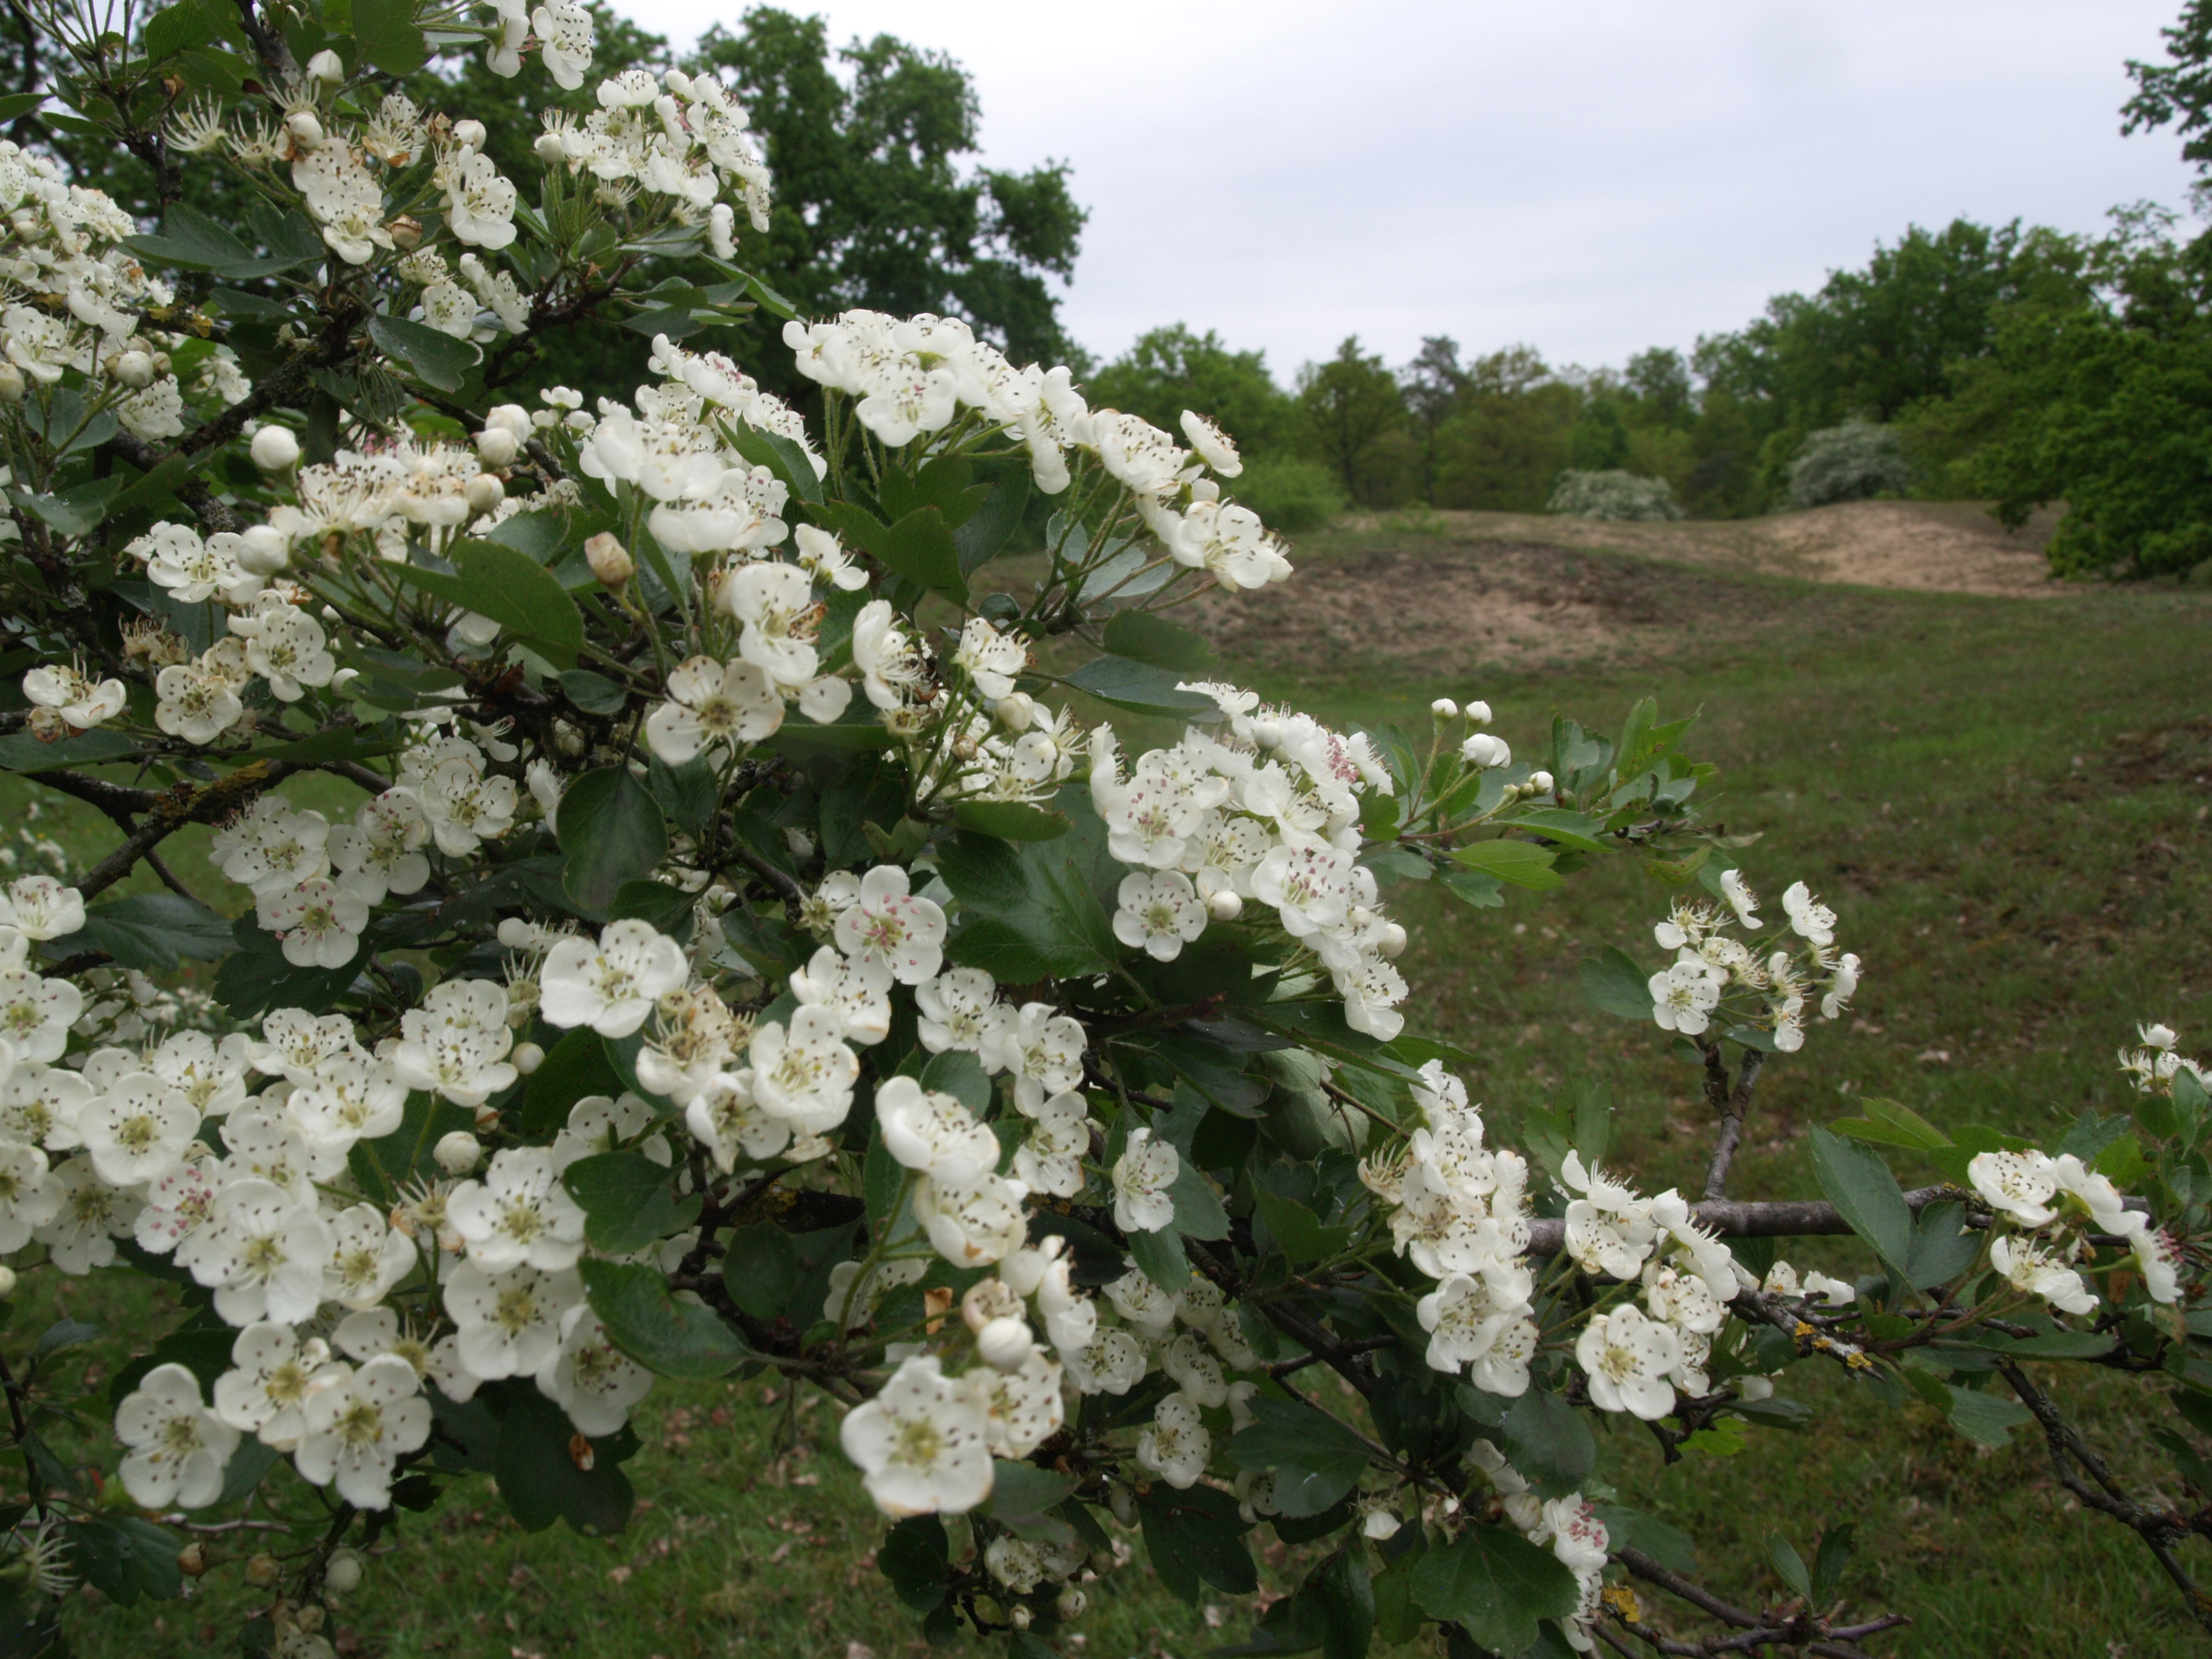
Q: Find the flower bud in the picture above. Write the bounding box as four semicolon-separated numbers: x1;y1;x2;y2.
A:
250;425;301;472
512;1041;545;1076
1056;1587;1087;1620
961;1277;1020;1332
534;132;566;165
453;118;487;149
236;525;290;575
306;48;344;81
433;1131;482;1175
976;1316;1035;1372
585;532;633;588
1087;1549;1114;1577
1461;732;1510;769
244;1552;281;1588
0;1265;16;1298
1378;921;1407;959
323;1550;363;1595
994;691;1034;732
1430;697;1458;720
295;1605;326;1635
1008;1606;1031;1632
112;349;155;388
475;426;520;468
387;214;423;250
1207;888;1242;923
1107;1483;1136;1528
1528;769;1555;794
1738;1376;1775;1401
284;109;323;149
1464;700;1493;725
465;473;505;515
0;363;24;403
176;1541;209;1577
663;69;693;97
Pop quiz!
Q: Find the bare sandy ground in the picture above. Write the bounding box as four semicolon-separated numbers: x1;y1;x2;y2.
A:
1336;500;2065;599
1186;501;2073;679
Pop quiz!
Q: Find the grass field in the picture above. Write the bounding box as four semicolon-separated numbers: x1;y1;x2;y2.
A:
12;517;2212;1659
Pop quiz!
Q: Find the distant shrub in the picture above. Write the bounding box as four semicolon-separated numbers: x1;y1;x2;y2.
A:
1546;468;1683;521
1230;455;1347;534
1788;419;1911;508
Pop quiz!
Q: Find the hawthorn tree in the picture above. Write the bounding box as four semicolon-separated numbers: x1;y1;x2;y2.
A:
0;4;2203;1659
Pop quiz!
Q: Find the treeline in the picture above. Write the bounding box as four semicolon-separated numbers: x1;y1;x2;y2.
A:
1088;207;2212;577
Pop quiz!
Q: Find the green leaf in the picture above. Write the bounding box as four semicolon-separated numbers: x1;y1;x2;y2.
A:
494;1386;636;1535
954;468;1030;577
1452;839;1562;890
559;669;629;716
0;92;43;121
121;203;250;271
1409;1524;1580;1654
352;1093;474;1199
1062;653;1219;717
1591;1506;1696;1575
1102;609;1216;674
919;1048;991;1114
1137;1483;1255;1603
1164;1159;1230;1242
1493;807;1609;853
951;800;1070;840
562;1151;701;1256
1310;1548;1375;1659
1946;1389;2033;1447
1125;1222;1187;1295
517;1027;623;1135
1577;947;1654;1020
64;1517;181;1604
877;1515;949;1610
1499;1389;1595;1496
721;1222;800;1321
724;420;822;506
608;879;694;944
989;1460;1076;1524
937;828;1116;982
212;920;363;1018
369;312;477;392
558;766;668;912
1253;1188;1351;1264
1812;1522;1857;1600
351;0;428;76
1435;866;1505;908
1903;1200;1980;1290
1807;1126;1912;1280
1834;1097;1953;1152
1765;1533;1812;1601
1228;1396;1372;1518
580;1258;749;1379
67;892;229;973
390;540;585;666
814;502;967;603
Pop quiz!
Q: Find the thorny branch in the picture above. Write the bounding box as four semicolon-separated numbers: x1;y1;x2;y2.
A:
1607;1546;1911;1658
1998;1359;2212;1635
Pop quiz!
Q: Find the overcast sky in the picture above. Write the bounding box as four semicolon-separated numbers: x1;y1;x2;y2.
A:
625;0;2196;378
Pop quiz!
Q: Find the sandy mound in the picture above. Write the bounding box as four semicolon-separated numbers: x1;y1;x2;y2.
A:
1335;500;2064;600
1188;543;1751;680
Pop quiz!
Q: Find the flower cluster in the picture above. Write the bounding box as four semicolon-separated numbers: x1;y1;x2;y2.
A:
1971;1139;2179;1312
535;67;771;247
1646;873;1860;1052
0;139;248;434
1094;685;1409;1036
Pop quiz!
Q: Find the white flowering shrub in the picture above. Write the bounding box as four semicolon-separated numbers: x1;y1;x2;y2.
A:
0;5;2205;1658
1786;419;1912;509
1544;468;1683;522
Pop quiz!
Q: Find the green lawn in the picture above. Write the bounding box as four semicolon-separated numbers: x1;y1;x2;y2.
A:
14;526;2212;1658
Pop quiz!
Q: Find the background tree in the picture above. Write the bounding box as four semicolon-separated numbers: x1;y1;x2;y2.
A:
1296;335;1411;505
1399;334;1467;502
1086;323;1296;453
689;8;1085;399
